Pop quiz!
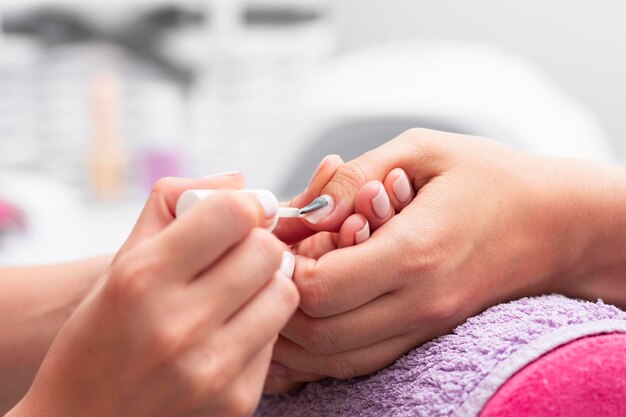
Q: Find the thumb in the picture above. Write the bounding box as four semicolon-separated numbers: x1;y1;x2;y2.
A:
300;128;450;232
116;173;244;259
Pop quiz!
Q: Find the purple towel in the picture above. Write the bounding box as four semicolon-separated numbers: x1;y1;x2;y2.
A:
255;295;626;417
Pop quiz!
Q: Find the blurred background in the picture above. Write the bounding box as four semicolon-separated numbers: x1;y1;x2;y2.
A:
0;0;624;264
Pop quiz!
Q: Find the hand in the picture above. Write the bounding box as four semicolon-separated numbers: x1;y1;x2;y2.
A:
272;128;611;381
8;176;299;417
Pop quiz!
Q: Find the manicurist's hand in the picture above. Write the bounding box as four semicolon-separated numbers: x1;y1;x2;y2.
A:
6;175;299;417
271;128;626;382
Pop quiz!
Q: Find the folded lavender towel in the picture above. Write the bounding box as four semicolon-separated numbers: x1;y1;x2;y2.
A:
255;295;626;417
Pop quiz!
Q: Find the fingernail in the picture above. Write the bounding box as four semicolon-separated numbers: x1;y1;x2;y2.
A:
302;195;334;224
269;361;287;377
392;171;412;203
307;155;331;189
203;171;240;178
251;190;278;219
371;182;391;218
354;220;370;244
280;251;295;279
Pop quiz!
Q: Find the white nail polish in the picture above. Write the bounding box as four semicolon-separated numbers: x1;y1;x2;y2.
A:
251;190;279;219
354;221;370;244
280;251;295;279
371;184;391;218
392;173;412;203
302;195;334;224
203;171;240;178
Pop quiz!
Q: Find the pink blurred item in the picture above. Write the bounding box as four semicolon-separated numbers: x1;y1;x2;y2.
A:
0;199;26;231
138;149;183;190
480;333;626;417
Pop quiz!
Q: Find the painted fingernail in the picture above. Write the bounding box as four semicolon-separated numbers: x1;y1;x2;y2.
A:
269;361;287;377
280;251;295;279
203;171;240;178
252;190;278;219
371;182;391;218
302;195;335;224
354;220;370;244
392;171;412;203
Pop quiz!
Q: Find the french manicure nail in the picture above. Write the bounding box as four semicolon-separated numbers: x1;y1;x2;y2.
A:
252;190;278;219
203;171;240;178
302;195;335;224
354;220;370;244
268;361;287;377
280;251;295;279
392;172;412;203
371;183;391;218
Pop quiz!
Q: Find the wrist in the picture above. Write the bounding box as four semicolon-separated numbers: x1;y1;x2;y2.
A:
541;157;626;305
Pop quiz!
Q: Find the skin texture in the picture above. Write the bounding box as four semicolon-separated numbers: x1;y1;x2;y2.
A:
269;128;626;386
4;174;300;417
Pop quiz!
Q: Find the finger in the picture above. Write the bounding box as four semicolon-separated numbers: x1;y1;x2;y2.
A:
280;293;409;355
186;229;291;324
293;232;339;260
216;271;299;371
263;376;307;395
118;173;244;258
300;128;451;231
293;219;405;318
129;190;269;283
383;168;415;212
273;335;416;381
337;214;369;248
354;180;394;231
273;154;344;245
232;342;274;408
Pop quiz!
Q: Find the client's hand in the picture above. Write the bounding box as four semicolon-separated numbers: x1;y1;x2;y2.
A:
7;176;299;417
271;128;619;382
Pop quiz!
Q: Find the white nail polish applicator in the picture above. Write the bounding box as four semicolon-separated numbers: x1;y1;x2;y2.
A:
175;189;329;231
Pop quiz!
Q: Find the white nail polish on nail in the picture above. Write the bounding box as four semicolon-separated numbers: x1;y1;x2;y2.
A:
280;251;295;279
203;171;240;178
302;195;334;224
252;190;279;219
354;221;370;244
392;173;412;203
371;184;391;218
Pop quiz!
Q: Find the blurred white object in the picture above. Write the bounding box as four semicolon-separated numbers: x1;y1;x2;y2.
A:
0;170;142;265
215;41;614;196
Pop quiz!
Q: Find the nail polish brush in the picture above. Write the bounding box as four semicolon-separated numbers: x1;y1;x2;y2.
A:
176;190;329;231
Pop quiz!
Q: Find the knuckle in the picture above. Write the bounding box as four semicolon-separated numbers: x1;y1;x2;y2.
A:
149;321;185;357
325;357;360;380
429;294;463;323
225;388;258;417
105;257;161;306
330;162;369;193
178;352;228;400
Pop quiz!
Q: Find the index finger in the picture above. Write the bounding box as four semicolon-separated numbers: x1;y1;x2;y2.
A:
299;128;451;232
118;173;245;258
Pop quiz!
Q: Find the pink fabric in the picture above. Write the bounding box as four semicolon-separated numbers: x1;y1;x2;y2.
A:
480;333;626;417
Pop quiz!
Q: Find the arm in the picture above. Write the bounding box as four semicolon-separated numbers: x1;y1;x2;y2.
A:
0;255;112;412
